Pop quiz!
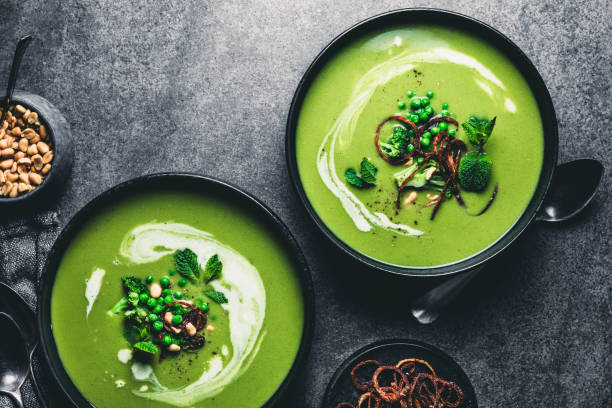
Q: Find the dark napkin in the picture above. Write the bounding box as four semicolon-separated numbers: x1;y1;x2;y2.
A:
0;211;68;408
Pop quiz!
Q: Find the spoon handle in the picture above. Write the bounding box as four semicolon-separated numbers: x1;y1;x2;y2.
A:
410;266;483;324
1;35;32;121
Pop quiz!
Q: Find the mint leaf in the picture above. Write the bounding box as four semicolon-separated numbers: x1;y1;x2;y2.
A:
174;248;199;281
204;290;228;304
345;168;364;188
360;157;377;185
133;341;159;355
203;254;223;283
461;116;496;149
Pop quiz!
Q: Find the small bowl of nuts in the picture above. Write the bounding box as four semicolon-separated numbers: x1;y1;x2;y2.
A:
0;90;73;207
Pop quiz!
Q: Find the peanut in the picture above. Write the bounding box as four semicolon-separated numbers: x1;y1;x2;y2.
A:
15;105;26;115
168;344;181;352
403;191;418;206
41;164;52;175
0;139;7;149
18;173;29;184
10;127;21;137
0;159;14;169
14;151;25;161
9;184;18;198
6;171;18;182
0;171;4;184
1;148;15;158
164;312;174;325
42;151;53;164
26;112;38;124
18;138;28;152
26;144;38;155
150;283;162;298
29;172;42;185
424;167;436;181
39;125;47;138
36;142;50;154
21;128;36;140
31;154;43;171
185;322;196;337
18;182;31;193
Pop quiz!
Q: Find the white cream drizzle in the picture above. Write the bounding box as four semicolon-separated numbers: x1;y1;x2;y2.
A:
85;268;105;318
120;222;266;407
316;47;508;235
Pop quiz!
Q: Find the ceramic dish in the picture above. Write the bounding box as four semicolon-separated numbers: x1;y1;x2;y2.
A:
37;174;314;408
323;339;477;408
0;89;73;208
286;9;557;276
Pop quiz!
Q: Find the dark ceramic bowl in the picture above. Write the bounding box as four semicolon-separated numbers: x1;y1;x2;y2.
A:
286;8;558;277
323;339;477;408
0;89;73;208
37;173;315;408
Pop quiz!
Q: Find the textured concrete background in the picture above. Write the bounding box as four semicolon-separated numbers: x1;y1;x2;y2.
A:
0;0;610;407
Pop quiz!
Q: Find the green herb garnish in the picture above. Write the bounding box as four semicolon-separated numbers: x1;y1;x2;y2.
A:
203;254;223;283
133;341;159;355
458;151;492;191
345;158;377;188
380;126;409;160
204;290;228;304
121;276;147;294
461;116;496;151
174;248;200;281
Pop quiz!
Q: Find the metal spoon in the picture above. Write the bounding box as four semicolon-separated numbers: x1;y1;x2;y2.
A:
411;158;604;324
0;35;32;123
0;312;29;407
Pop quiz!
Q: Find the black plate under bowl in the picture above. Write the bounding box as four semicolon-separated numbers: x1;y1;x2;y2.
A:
0;89;74;209
286;8;558;277
323;339;477;408
37;173;315;408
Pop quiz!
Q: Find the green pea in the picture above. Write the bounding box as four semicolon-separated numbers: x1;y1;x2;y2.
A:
419;112;429;122
178;279;187;287
425;106;434;115
160;277;170;288
440;109;450;116
417;157;424;164
407;144;414;153
448;129;457;137
445;190;453;199
164;295;174;304
162;289;172;297
426;91;434;98
407;90;414;98
410;98;421;109
145;275;154;284
148;313;159;322
397;101;406;110
430;126;440;135
162;334;172;345
422;131;431;139
168;269;176;276
146;298;157;308
153;305;163;314
441;102;449;110
420;138;430;147
139;293;149;303
153;321;164;331
173;291;183;299
439;122;448;131
200;303;210;313
410;114;419;123
421;97;430;107
172;315;182;325
415;108;424;114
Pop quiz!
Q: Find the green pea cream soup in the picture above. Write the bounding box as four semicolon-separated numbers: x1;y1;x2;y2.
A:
296;25;544;267
51;189;305;407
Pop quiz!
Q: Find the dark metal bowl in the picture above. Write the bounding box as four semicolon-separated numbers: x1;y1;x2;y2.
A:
286;8;558;277
0;89;74;209
37;173;315;407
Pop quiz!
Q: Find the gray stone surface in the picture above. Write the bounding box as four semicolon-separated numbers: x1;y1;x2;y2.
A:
0;0;610;407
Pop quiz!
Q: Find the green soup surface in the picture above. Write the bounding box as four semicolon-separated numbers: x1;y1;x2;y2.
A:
296;25;544;267
51;189;305;407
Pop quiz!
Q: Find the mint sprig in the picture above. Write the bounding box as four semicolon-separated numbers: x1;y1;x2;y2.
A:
174;248;200;281
204;290;228;304
345;158;377;188
203;254;223;283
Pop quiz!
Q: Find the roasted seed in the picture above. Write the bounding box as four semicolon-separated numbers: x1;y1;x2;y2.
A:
164;312;174;325
0;159;14;169
18;138;28;152
18;182;31;193
27;144;38;155
10;127;21;137
426;193;440;201
42;151;53;164
28;172;42;185
185;322;196;337
5;171;18;182
150;283;162;298
14;151;25;161
18;173;29;184
21;128;36;140
403;191;418;206
39;125;47;138
425;167;437;181
15;105;26;115
31;154;43;171
1;148;14;158
36;142;49;154
26;112;38;124
168;344;181;352
41;163;51;175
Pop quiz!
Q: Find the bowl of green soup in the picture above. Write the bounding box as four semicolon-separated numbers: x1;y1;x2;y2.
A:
38;174;314;407
286;9;558;276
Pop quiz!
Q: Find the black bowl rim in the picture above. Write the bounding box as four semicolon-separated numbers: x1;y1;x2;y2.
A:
0;89;73;203
322;338;477;407
37;172;315;408
285;8;558;277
